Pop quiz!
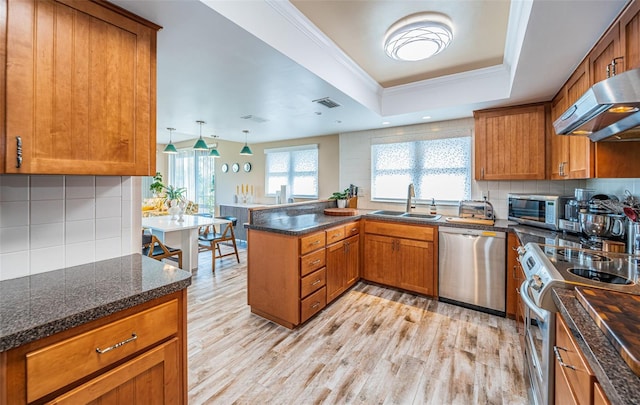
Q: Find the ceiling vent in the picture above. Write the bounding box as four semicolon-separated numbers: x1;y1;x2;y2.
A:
240;114;268;123
313;97;341;109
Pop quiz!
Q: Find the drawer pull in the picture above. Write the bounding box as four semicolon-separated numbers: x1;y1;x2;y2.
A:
311;259;321;265
96;333;138;354
311;302;320;309
16;136;22;168
553;346;576;370
310;240;321;245
312;279;322;286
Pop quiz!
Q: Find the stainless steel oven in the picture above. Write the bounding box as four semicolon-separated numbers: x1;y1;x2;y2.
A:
520;280;555;405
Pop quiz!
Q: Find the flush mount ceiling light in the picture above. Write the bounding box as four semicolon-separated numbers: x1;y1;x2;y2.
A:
163;127;178;154
384;12;453;62
239;130;253;156
209;135;221;158
193;120;209;150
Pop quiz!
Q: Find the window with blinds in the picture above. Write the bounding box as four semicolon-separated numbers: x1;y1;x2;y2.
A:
265;144;318;198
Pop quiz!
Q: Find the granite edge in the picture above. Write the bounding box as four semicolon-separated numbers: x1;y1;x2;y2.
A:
552;287;640;405
0;278;191;352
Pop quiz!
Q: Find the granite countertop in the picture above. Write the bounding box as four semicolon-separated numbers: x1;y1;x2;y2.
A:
0;254;192;352
553;288;640;405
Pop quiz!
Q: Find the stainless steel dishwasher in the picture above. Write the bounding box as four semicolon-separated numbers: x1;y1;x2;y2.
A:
438;226;506;315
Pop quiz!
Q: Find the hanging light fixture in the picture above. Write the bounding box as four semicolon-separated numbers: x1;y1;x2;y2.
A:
163;127;178;154
193;120;209;150
240;130;253;155
209;135;221;158
384;12;453;62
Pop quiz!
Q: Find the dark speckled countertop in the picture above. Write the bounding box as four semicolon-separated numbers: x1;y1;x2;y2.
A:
0;254;191;352
553;288;640;405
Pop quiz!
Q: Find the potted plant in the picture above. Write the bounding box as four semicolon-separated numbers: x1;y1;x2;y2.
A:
149;172;165;197
329;188;349;208
164;185;187;219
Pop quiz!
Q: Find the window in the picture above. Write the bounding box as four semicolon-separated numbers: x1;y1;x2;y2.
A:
265;144;318;198
371;136;471;202
168;150;215;210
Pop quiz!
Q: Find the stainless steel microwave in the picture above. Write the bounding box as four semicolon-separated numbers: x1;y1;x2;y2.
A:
508;194;570;230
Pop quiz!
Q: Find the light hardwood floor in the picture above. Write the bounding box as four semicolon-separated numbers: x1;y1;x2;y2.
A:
187;247;528;404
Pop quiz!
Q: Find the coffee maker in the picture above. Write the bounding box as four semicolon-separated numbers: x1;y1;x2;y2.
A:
559;189;593;233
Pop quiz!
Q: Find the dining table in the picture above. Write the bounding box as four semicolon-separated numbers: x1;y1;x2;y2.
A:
141;214;231;271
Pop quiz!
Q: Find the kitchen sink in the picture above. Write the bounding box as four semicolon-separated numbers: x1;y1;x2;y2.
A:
369;210;442;221
370;210;405;216
401;213;442;220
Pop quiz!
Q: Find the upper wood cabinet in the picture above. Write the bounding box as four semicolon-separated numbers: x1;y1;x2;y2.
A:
549;61;594;180
474;103;547;180
1;0;160;175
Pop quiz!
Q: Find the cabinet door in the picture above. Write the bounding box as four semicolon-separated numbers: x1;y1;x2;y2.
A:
50;338;181;404
474;104;547;180
620;0;640;71
397;238;434;296
549;89;570;179
344;234;360;288
505;233;519;318
326;240;346;302
5;0;157;175
565;62;594;179
589;25;621;84
363;234;396;286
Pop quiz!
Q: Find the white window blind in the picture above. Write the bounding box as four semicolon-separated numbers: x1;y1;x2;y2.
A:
168;150;215;210
264;144;318;198
371;136;471;202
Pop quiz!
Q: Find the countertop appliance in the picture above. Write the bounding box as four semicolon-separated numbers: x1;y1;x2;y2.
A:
553;67;640;142
508;193;570;231
517;242;640;405
438;226;505;315
458;199;494;219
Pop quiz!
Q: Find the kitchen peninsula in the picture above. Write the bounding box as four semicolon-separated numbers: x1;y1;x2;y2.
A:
0;255;191;404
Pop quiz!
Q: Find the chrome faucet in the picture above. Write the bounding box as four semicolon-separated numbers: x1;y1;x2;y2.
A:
406;183;416;212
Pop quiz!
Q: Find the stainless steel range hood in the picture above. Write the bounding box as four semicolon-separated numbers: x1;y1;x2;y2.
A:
553;68;640;142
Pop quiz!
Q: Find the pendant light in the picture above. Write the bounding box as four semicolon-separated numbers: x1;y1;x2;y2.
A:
209;135;221;158
240;130;253;155
193;120;209;150
163;127;178;154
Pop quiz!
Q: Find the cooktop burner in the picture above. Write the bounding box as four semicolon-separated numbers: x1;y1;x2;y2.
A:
568;268;634;285
556;248;611;262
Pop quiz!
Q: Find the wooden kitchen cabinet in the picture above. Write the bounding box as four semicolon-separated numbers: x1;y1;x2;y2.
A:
1;0;160;175
549;61;594;180
326;221;360;303
0;290;187;404
247;228;327;328
474;103;547;180
555;315;596;405
363;220;437;297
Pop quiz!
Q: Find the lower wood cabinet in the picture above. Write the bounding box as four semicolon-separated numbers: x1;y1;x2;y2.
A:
363;220;437;297
506;233;524;319
0;290;187;404
554;315;606;405
326;234;359;302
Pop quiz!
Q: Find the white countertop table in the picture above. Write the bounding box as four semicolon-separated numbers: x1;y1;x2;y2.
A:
142;215;230;271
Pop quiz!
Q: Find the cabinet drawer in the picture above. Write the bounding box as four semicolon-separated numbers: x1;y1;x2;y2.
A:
26;299;178;402
364;220;434;241
300;248;326;277
301;286;326;323
555;316;595;405
326;227;346;244
300;231;326;255
301;267;326;298
344;222;360;237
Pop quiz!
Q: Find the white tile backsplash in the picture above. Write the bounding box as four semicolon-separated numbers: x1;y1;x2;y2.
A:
0;175;137;280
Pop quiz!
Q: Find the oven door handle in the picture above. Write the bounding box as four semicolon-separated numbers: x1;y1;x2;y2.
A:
519;280;547;319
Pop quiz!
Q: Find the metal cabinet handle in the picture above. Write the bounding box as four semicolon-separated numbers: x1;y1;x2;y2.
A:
96;333;138;354
553;346;576;370
311;259;321;265
310;240;321;245
311;302;320;309
16;136;22;168
481;167;485;179
311;279;321;286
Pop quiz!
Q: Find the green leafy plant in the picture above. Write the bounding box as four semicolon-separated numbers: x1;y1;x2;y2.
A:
164;185;186;202
149;172;165;195
328;188;349;200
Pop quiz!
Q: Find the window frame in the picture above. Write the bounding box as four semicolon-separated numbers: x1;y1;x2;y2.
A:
167;148;215;210
264;144;319;199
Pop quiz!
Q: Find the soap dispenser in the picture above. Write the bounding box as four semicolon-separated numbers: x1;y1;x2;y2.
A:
429;198;437;215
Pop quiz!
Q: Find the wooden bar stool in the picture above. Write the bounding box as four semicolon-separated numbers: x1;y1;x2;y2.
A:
142;233;183;268
198;216;240;272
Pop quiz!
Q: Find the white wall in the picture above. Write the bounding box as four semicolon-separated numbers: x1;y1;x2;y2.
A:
0;175;141;280
339;118;589;219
